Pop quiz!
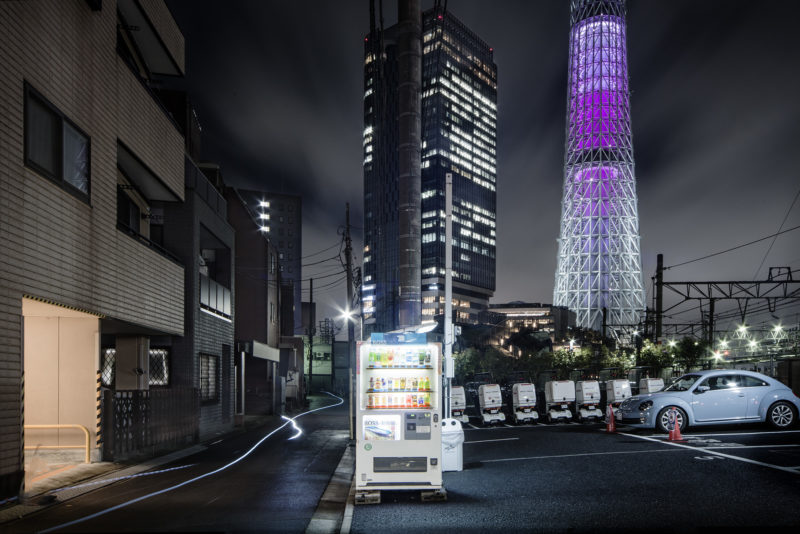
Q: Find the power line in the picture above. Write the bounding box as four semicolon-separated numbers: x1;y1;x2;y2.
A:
299;270;344;283
301;240;343;259
752;185;800;280
301;276;346;293
665;224;800;270
302;254;341;268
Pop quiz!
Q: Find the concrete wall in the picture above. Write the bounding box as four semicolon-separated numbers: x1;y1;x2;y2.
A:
0;0;185;497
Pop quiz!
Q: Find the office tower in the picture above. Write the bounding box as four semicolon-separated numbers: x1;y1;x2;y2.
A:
363;7;497;333
553;0;645;335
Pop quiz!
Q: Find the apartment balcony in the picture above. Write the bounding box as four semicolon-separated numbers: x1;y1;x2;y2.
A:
200;273;232;320
117;0;185;76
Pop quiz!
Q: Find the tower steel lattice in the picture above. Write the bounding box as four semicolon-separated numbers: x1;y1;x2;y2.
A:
553;0;645;335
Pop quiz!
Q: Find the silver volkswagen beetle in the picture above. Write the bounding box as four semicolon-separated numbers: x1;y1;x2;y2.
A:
617;369;800;432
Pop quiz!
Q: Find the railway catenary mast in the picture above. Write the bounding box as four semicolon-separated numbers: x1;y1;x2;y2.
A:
553;0;645;337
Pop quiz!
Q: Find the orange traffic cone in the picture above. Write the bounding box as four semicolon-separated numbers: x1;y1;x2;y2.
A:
668;407;684;442
606;403;616;433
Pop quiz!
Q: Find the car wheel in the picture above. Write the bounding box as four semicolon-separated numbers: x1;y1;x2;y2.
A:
767;401;796;429
656;406;686;434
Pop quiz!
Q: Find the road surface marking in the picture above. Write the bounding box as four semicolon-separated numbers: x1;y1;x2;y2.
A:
620;432;800;476
482;448;685;463
50;464;196;494
209;439;223;446
40;392;345;534
662;430;800;438
703;444;800;450
464;437;520;444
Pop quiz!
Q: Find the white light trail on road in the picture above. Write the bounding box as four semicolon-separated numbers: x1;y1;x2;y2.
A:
49;464;196;494
40;392;344;534
282;415;303;440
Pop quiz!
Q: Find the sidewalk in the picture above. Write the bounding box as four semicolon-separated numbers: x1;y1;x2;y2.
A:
0;414;281;525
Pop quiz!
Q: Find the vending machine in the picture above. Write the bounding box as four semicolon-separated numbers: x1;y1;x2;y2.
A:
355;339;445;503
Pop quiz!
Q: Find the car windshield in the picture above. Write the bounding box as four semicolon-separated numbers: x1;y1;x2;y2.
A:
664;374;701;392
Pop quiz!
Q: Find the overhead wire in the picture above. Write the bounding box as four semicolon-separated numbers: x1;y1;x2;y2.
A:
664;224;800;271
301;241;343;259
302;254;341;268
752;185;800;280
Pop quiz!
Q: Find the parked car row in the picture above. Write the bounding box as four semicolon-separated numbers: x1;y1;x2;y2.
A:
453;369;800;433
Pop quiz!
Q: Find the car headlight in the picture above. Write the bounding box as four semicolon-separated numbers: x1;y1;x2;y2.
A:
638;400;653;411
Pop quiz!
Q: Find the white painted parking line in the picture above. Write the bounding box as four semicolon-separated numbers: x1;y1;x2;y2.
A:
670;430;800;438
482;448;685;464
703;444;800;450
465;437;520;444
620;432;800;476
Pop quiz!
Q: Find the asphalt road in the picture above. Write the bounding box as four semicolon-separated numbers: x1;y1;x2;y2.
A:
1;394;349;534
350;419;800;533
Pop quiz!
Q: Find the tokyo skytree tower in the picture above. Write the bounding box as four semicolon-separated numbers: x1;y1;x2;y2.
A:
553;0;645;335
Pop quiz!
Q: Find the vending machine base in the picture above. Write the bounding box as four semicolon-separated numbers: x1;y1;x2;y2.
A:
354;488;448;505
421;488;448;502
355;490;382;505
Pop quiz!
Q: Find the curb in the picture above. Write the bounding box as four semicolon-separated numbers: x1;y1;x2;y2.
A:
305;441;355;534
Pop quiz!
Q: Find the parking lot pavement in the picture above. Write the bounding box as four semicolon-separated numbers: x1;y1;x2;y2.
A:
620;427;800;474
349;420;800;533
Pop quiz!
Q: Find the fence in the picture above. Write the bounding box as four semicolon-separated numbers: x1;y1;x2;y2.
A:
102;387;199;461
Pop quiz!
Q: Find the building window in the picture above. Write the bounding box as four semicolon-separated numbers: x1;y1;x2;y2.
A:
200;353;219;403
24;84;90;200
101;348;116;387
100;347;170;387
149;348;170;386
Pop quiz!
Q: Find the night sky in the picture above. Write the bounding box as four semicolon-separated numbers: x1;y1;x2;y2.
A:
165;0;800;337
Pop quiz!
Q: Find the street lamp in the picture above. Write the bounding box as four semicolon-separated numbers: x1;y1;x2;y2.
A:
736;324;748;339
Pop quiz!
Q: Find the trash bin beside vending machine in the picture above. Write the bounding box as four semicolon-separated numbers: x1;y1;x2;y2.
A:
441;418;464;472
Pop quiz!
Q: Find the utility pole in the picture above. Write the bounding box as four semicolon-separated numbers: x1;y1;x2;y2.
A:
308;278;314;394
656;253;663;343
444;173;453;419
344;203;356;439
707;298;715;350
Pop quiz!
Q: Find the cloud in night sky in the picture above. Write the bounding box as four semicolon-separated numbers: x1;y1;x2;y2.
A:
165;0;800;333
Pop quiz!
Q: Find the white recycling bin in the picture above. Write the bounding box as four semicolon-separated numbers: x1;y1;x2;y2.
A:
441;418;465;472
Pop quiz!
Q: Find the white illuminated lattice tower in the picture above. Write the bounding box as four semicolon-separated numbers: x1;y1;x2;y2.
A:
553;0;645;336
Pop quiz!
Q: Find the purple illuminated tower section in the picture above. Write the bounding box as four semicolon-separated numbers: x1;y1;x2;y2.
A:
553;0;645;336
